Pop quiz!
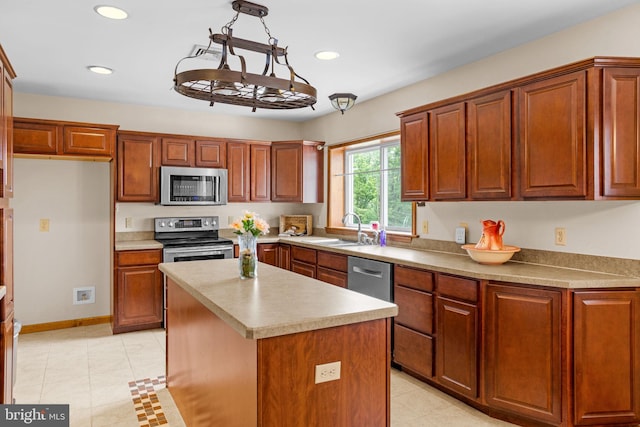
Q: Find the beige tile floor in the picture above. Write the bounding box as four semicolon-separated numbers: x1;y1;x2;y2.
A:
14;324;515;427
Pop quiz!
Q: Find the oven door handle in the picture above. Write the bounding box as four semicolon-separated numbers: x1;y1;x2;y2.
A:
164;246;233;254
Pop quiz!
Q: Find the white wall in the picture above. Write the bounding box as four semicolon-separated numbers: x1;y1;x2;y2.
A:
302;2;640;261
12;158;111;325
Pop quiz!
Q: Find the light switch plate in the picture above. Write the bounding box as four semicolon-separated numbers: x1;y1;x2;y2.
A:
455;227;466;244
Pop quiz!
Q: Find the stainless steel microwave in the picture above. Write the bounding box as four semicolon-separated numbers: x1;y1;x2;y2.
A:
160;166;228;206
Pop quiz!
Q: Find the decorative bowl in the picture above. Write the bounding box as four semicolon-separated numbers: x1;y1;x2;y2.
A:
461;244;521;265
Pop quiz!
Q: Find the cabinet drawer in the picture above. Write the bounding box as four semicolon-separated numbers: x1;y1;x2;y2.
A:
394;323;434;378
317;266;347;288
116;249;162;267
395;265;434;292
291;260;316;278
291;246;317;264
395;285;433;335
317;251;347;272
438;274;478;302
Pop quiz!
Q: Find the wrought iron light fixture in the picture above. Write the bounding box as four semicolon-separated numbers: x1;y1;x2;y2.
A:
329;93;357;114
173;0;317;112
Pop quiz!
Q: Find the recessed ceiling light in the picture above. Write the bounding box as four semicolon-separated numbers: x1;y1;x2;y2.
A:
94;5;128;20
315;51;340;61
88;66;113;75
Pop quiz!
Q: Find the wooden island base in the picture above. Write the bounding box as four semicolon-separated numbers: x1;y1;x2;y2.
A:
166;278;392;427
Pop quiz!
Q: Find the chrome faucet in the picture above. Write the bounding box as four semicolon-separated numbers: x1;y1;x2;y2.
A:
342;212;367;244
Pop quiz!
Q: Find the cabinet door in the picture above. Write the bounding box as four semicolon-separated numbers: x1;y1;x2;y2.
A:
195;139;226;168
0;312;13;404
114;266;163;333
436;296;478;399
117;134;159;202
602;68;640;198
63;126;115;157
271;142;302;202
161;137;194;166
13;120;60;154
227;142;250;202
484;283;562;424
2;71;13;198
278;244;291;270
0;209;13;320
518;71;587;198
257;243;279;266
250;143;271;201
400;112;429;200
467;90;513;199
573;291;640;425
430;102;466;200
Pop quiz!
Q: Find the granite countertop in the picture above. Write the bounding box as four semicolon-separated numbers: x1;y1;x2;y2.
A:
117;233;639;289
159;259;398;340
278;236;640;289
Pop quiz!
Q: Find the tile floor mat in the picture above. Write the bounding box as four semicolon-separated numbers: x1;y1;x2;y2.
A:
129;376;168;427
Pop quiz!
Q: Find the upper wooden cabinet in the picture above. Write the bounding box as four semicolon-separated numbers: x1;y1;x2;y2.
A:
14;118;118;158
227;140;270;202
117;132;160;202
430;102;466;200
398;57;640;201
467;90;513;199
400;113;429;201
518;70;587;199
1;45;16;199
602;68;640;198
160;137;226;168
271;140;324;203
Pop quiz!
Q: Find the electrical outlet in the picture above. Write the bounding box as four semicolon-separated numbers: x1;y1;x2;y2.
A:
421;220;429;234
555;227;567;246
39;218;50;232
455;227;466;244
315;361;341;384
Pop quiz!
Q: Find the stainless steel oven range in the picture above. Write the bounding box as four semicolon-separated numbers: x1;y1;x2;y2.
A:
154;216;234;262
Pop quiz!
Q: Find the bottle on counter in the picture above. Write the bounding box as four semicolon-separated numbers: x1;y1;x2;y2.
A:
379;226;386;246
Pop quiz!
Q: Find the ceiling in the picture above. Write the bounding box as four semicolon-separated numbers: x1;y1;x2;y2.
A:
1;0;638;122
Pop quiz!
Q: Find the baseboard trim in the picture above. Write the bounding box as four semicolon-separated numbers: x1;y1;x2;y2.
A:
21;315;112;334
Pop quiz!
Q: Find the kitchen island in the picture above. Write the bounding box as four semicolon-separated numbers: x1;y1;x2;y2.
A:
159;259;398;427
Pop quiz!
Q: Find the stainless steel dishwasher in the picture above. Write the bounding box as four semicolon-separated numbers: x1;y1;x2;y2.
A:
347;256;393;302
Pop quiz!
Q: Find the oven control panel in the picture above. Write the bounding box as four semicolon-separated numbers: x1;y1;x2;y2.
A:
154;216;219;232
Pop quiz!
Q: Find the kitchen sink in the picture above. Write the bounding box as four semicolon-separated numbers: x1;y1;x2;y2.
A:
314;239;362;248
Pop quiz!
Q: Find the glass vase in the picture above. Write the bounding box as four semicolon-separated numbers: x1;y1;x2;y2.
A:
237;233;258;279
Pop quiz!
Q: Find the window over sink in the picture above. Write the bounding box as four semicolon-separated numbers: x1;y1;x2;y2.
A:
327;132;415;239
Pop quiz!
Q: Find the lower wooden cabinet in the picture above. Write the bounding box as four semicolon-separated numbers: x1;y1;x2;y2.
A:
436;295;478;399
257;243;291;270
113;249;163;334
393;265;435;378
573;290;640;426
484;283;562;425
290;246;316;278
316;250;347;287
0;312;13;404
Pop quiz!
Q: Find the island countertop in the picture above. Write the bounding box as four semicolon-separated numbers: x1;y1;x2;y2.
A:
159;259;398;340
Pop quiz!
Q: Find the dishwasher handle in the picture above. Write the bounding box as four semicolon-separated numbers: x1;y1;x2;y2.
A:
352;265;384;279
